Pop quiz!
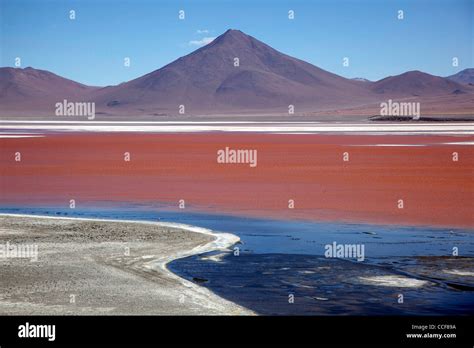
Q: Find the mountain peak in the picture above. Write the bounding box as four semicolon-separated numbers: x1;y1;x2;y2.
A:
211;28;254;47
221;29;246;37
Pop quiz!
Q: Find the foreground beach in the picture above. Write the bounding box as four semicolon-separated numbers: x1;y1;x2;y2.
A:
0;214;252;315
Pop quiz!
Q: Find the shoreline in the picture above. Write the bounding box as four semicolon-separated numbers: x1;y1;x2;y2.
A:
0;202;474;232
0;213;253;315
1;203;472;230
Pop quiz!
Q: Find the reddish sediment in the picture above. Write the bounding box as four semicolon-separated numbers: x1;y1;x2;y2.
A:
0;133;472;228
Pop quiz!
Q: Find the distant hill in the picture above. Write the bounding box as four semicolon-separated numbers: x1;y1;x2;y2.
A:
0;67;96;113
371;70;468;97
446;68;474;85
351;77;371;82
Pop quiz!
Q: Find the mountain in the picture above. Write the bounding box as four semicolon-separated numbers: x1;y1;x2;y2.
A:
371;70;468;97
91;30;473;115
1;30;472;117
92;29;375;114
0;67;96;113
446;68;474;85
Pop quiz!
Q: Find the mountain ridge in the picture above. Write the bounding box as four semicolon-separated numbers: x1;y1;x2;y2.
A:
1;29;472;116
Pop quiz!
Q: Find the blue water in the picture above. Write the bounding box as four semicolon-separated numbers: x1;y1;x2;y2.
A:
2;204;472;259
1;204;473;315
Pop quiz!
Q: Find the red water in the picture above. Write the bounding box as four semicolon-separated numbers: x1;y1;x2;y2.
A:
1;133;473;228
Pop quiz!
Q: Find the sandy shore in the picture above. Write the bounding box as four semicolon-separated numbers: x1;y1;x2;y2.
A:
0;214;253;315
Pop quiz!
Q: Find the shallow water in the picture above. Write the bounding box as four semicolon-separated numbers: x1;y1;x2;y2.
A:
1;204;473;315
170;253;474;315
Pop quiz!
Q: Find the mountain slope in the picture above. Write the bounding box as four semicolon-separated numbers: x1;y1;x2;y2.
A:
0;67;96;112
446;68;474;85
0;67;94;101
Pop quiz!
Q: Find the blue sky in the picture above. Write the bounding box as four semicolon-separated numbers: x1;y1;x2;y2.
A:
1;0;472;86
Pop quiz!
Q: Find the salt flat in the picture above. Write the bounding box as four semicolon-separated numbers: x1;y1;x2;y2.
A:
1;120;474;135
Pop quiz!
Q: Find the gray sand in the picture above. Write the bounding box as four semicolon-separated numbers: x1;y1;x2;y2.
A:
0;215;253;315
